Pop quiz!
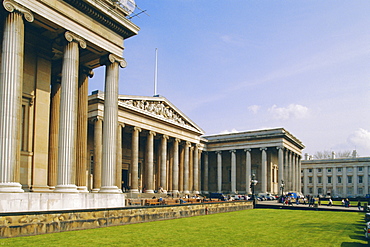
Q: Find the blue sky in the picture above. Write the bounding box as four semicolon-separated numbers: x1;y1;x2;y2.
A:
90;1;370;157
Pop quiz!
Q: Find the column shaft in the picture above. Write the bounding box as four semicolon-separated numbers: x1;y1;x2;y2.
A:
48;80;60;189
145;131;156;193
203;152;209;194
100;55;125;193
230;150;236;193
130;127;141;193
172;138;180;193
245;149;251;194
160;135;168;192
183;142;190;194
261;148;267;193
0;8;32;192
217;151;222;193
55;32;85;193
76;69;92;192
92;117;102;192
193;145;199;194
116;124;124;190
277;147;284;189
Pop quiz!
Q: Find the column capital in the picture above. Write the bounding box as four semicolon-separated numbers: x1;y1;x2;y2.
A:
118;122;125;128
80;67;94;78
174;138;181;143
244;148;252;152
64;31;86;49
149;130;156;136
100;54;127;68
134;126;142;132
276;146;284;150
185;141;191;147
215;151;222;154
3;0;34;22
162;134;169;140
260;147;267;151
230;149;236;153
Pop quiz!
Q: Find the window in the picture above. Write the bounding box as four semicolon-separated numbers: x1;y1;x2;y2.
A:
359;167;363;172
318;177;322;183
318;188;322;194
309;188;313;193
318;168;322;172
337;167;342;172
348;176;352;183
308;177;313;183
337;176;342;184
358;188;363;195
348;167;353;172
359;175;363;183
327;176;332;184
327;168;332;173
308;169;312;173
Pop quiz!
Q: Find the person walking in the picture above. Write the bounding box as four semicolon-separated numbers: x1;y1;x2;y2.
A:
357;200;362;211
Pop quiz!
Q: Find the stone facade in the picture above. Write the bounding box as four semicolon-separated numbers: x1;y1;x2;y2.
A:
301;156;370;198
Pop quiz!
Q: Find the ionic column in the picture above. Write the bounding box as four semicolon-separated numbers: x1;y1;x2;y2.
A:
160;135;168;193
230;150;236;193
48;79;60;190
284;150;289;191
313;168;317;195
55;31;86;193
353;166;357;196
172;138;180;194
292;153;296;192
183;141;190;194
145;131;156;193
288;150;292;191
260;148;267;193
203;152;209;194
365;166;369;195
244;149;251;194
342;167;347;197
76;68;93;193
332;166;337;196
277;147;284;190
116;123;124;190
92;117;103;192
193;144;200;194
130;126;141;193
99;54;126;193
298;155;302;193
0;1;34;192
216;151;222;193
322;166;327;196
303;168;308;195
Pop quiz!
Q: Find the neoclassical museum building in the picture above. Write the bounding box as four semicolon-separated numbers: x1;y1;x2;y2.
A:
0;0;304;212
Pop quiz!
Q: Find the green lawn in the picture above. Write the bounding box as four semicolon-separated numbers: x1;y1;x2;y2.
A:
0;209;368;246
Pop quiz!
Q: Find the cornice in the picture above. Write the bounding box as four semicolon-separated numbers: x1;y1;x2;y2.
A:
62;0;139;39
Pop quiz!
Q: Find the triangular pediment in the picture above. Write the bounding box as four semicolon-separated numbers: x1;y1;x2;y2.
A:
118;95;204;135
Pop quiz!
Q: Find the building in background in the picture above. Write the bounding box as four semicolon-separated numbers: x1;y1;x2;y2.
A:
301;153;370;198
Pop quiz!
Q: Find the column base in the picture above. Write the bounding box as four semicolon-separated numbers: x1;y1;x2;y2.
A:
77;186;89;193
183;190;190;194
54;184;78;193
145;189;154;193
202;191;209;194
192;191;200;195
91;188;100;193
99;186;122;193
0;182;24;193
129;188;139;193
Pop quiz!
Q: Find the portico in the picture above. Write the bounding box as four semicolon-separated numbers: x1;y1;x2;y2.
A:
201;129;304;195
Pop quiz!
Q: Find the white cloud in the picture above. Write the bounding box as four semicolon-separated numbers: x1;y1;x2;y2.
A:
219;128;239;134
268;104;309;120
248;105;261;114
347;128;370;155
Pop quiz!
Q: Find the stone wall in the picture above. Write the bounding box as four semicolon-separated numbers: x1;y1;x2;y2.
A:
0;201;253;238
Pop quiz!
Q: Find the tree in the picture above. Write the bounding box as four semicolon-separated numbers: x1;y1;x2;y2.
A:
313;150;354;159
